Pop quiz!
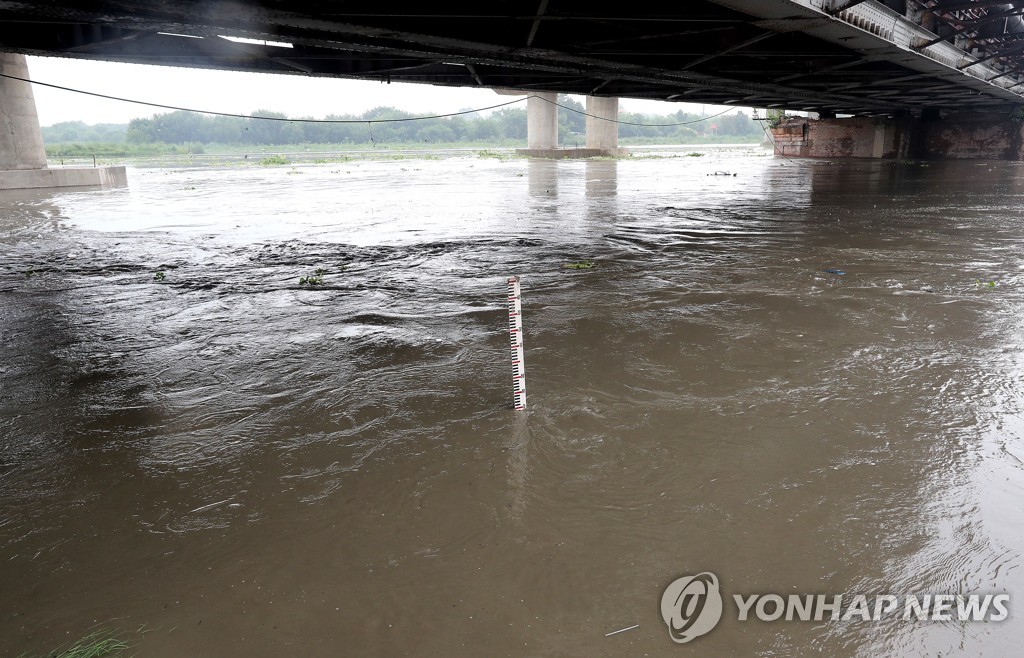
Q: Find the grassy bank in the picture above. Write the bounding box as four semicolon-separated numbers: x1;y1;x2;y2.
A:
45;135;762;160
44;139;768;169
44;139;526;159
47;146;517;168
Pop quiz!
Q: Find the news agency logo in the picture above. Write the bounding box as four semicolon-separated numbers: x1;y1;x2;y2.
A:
661;572;1010;644
660;572;724;643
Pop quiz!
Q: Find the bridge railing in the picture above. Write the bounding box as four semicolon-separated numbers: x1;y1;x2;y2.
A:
814;0;1022;93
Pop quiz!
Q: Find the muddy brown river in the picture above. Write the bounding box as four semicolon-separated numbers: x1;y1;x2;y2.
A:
2;147;1023;656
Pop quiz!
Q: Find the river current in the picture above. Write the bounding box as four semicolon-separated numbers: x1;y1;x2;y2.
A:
2;147;1023;656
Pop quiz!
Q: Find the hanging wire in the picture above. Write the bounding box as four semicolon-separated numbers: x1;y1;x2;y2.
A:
535;95;736;126
0;70;742;128
0;71;526;123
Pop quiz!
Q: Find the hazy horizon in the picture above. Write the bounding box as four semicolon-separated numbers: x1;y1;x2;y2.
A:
26;56;749;128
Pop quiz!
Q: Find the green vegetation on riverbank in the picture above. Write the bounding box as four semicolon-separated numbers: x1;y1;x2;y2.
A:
44;134;762;160
47;143;771;169
46;141;206;159
42;96;766;160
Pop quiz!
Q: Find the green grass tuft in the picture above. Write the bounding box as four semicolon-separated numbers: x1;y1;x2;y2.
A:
258;154;290;166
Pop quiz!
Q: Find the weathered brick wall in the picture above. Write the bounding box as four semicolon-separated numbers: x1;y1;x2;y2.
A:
771;114;1024;160
807;118;878;158
923;113;1019;159
772;120;810;157
772;118;892;158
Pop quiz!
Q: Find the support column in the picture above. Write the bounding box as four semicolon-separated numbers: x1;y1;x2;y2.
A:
507;88;626;159
527;92;558;150
0;53;126;190
0;53;47;170
585;96;619;149
871;123;887;159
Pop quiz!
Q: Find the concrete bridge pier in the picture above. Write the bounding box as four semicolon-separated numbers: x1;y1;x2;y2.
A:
526;91;558;150
584;96;627;157
499;86;627;159
0;54;47;170
0;54;47;171
0;53;125;190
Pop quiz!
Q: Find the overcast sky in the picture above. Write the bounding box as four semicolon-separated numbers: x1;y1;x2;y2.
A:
25;56;744;127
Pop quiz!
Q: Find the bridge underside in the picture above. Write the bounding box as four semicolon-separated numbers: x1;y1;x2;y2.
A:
1;1;1023;116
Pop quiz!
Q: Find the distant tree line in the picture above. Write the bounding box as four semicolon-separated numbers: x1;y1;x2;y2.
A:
41;121;127;143
42;95;765;148
122;106;531;145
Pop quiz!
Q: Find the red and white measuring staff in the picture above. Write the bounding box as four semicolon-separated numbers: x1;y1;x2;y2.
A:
507;276;527;410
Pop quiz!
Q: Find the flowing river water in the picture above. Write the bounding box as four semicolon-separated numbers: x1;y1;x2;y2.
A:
2;146;1024;656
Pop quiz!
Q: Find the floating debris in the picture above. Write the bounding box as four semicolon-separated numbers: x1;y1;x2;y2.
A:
562;260;597;270
823;268;846;276
300;268;327;286
188;497;236;514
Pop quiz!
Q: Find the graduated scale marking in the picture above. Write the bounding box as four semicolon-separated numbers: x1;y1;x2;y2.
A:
507;276;526;411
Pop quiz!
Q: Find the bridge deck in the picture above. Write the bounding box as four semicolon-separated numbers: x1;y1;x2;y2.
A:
0;1;1021;115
